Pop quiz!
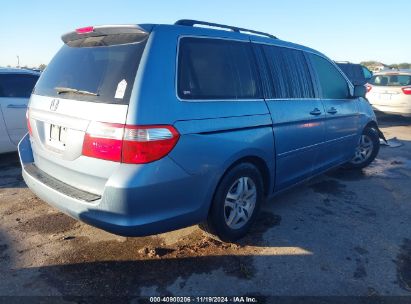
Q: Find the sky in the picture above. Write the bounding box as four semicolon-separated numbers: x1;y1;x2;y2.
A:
1;0;410;67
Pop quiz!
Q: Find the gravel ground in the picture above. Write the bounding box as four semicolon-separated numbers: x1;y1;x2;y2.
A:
0;116;410;299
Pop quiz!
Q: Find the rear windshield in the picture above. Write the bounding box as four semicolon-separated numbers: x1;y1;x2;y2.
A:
336;64;365;85
0;73;39;98
369;74;411;87
34;38;148;104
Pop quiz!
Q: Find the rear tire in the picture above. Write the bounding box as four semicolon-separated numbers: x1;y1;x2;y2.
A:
200;163;264;242
345;127;380;169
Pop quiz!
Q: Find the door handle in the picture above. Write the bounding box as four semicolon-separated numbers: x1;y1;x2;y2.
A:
327;107;338;114
309;108;322;116
7;104;27;109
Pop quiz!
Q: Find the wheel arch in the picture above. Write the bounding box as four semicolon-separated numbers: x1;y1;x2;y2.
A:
365;120;378;131
220;155;272;198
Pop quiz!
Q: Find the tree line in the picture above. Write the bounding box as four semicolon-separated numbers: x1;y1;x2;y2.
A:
360;61;411;70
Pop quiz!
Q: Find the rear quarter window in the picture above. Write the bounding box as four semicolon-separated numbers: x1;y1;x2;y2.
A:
178;37;262;100
0;74;39;98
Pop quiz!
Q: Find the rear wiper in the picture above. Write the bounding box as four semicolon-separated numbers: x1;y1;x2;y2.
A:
55;87;99;96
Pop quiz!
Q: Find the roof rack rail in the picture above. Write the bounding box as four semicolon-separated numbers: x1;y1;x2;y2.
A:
175;19;277;39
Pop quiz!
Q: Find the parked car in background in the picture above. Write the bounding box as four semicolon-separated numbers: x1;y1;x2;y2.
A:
335;61;373;86
0;68;40;153
366;70;411;116
19;20;380;242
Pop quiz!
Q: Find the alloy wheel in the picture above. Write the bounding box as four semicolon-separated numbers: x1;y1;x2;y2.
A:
223;176;257;229
351;134;374;165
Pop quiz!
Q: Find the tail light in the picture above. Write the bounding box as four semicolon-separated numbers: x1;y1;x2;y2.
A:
26;110;32;136
122;125;180;164
82;122;124;162
402;87;411;95
82;122;180;164
366;85;372;93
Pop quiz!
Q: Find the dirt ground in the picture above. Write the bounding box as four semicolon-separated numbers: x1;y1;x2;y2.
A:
1;115;411;299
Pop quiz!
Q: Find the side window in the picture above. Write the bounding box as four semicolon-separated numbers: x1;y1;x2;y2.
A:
0;74;39;98
309;55;350;99
262;45;315;99
178;37;261;100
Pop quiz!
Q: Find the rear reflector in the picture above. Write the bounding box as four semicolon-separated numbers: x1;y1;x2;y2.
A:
26;110;32;136
76;26;94;34
402;87;411;95
82;122;179;164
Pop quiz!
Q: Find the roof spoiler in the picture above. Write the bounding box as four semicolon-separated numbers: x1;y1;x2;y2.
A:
61;25;150;44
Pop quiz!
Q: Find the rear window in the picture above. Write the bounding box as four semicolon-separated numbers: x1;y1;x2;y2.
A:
369;74;411;87
362;66;373;79
336;63;365;85
178;37;262;100
34;38;148;104
0;73;39;98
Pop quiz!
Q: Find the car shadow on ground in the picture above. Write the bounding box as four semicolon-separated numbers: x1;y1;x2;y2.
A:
376;112;411;127
0;152;25;189
0;212;309;298
2;188;410;298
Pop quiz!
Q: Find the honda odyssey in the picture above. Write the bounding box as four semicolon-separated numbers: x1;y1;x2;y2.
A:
19;20;380;241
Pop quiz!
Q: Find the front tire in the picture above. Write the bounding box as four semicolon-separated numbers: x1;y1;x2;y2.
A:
200;163;264;242
346;127;380;169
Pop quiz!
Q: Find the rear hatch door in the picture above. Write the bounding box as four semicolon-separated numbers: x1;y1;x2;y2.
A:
28;25;149;195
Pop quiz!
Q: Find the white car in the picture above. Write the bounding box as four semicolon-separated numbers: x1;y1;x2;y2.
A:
366;70;411;116
0;68;40;153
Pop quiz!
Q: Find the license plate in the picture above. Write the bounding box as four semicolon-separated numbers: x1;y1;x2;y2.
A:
379;94;391;101
48;124;67;149
50;124;60;141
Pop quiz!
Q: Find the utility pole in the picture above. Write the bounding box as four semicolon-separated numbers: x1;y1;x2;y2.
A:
16;55;20;68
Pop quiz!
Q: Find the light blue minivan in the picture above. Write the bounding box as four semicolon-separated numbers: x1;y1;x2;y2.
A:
19;20;381;241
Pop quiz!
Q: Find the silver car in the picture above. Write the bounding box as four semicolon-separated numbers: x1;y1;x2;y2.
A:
366;70;411;116
0;68;40;153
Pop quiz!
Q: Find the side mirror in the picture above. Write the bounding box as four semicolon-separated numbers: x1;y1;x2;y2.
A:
353;85;366;98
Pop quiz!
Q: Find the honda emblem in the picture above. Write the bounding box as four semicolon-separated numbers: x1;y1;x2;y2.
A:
50;99;59;111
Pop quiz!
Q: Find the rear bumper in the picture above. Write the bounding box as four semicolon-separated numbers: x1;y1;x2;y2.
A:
372;105;411;117
19;134;213;236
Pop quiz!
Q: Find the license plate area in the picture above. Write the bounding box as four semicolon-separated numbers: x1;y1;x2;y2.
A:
47;124;67;150
380;94;392;101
